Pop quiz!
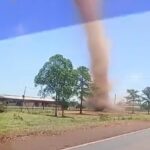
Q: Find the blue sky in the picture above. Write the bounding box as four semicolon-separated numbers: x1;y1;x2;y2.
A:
1;0;150;40
0;11;150;100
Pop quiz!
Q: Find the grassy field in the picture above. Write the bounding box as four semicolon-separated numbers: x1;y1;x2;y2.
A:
0;111;150;137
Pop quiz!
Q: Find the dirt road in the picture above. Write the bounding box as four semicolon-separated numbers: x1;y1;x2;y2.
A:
0;121;150;150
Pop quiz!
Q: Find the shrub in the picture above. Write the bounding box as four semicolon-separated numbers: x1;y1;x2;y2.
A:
99;114;110;121
13;113;23;120
0;104;6;113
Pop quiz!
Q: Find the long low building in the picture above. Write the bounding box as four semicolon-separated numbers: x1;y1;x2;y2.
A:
0;95;55;107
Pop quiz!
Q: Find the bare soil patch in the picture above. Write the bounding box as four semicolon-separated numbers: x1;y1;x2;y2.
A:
0;120;150;150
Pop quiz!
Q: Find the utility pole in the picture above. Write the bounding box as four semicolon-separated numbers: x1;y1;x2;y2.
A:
21;86;29;112
21;86;26;112
114;93;117;105
22;86;27;103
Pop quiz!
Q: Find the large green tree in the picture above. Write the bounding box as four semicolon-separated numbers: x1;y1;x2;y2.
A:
125;89;140;114
34;54;76;117
75;66;91;114
142;87;150;114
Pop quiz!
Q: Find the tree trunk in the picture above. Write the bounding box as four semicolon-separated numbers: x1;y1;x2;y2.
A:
55;96;58;117
148;102;150;115
55;104;58;117
132;100;135;114
140;101;142;112
62;106;64;117
80;95;83;114
42;102;45;110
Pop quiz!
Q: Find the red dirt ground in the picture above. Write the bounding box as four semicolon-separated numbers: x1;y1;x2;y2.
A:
0;121;150;150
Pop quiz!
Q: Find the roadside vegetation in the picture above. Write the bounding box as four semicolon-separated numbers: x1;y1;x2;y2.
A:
0;110;150;138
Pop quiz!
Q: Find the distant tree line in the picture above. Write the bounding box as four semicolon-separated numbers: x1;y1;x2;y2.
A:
125;87;150;114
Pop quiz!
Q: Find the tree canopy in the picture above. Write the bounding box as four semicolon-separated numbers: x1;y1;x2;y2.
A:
125;89;140;113
75;66;91;114
142;87;150;114
34;54;77;116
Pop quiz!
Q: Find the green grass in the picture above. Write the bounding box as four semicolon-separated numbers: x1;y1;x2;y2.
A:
0;111;150;137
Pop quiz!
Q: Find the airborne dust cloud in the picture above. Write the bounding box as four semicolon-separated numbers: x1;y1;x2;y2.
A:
76;0;112;110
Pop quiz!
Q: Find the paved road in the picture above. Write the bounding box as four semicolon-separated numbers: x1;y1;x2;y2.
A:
66;128;150;150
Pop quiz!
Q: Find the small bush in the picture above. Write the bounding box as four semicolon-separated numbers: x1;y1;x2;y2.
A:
127;115;133;120
99;114;110;121
117;115;133;121
120;116;126;120
13;113;23;120
0;104;6;113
